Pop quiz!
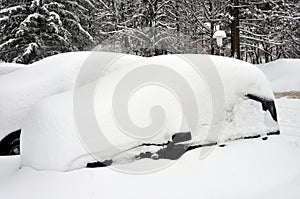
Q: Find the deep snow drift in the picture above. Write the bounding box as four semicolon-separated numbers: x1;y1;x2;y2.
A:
20;55;278;171
258;59;300;93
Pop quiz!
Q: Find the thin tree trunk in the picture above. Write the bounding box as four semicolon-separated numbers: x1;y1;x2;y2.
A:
209;0;214;55
231;0;240;59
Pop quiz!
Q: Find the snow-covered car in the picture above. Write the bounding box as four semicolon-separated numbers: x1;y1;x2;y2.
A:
0;63;24;76
0;52;145;155
0;63;26;155
19;54;280;171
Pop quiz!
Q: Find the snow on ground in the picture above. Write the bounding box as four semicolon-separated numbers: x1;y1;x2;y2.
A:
258;59;300;93
1;136;300;199
0;63;25;76
276;98;300;151
258;58;300;152
277;98;300;137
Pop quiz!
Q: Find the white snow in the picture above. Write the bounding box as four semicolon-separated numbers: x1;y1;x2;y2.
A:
276;97;300;137
0;5;24;14
258;59;300;93
0;63;25;76
0;55;299;199
0;52;88;141
0;38;16;50
21;91;85;171
20;55;278;171
77;23;94;42
0;156;20;184
23;43;38;56
22;13;43;24
31;0;41;6
0;16;8;22
49;11;62;25
10;96;300;199
0;52;145;141
2;95;300;199
2;137;300;199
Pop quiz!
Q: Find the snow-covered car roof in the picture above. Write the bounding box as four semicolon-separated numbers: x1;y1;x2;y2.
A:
0;63;25;76
0;52;145;141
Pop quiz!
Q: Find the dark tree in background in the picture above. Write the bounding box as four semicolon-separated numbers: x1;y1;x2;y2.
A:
0;0;95;64
230;0;240;59
238;0;300;63
0;0;299;64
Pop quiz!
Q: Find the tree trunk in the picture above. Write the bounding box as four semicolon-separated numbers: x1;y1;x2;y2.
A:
230;0;240;59
209;0;214;55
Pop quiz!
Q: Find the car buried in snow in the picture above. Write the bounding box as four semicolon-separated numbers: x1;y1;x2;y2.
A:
0;63;25;155
0;52;145;156
7;53;280;172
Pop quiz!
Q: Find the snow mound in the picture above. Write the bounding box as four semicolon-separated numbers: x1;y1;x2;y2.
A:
276;97;300;137
258;59;300;93
21;55;279;171
0;52;145;141
0;63;25;76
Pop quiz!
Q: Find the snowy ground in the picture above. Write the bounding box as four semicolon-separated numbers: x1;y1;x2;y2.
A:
277;98;300;150
0;97;299;199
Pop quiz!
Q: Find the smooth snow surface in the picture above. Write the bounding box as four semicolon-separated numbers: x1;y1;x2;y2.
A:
0;63;24;75
0;156;20;184
258;59;300;93
0;52;144;140
277;97;300;138
2;137;300;199
21;55;278;171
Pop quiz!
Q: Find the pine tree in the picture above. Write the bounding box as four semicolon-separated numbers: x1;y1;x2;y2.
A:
44;0;96;50
0;0;30;62
0;0;95;64
1;0;299;62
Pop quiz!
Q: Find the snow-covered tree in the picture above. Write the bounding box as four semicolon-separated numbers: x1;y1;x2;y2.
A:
181;0;232;55
95;0;198;56
237;0;300;63
0;0;299;62
0;0;29;62
43;0;96;50
0;0;95;64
